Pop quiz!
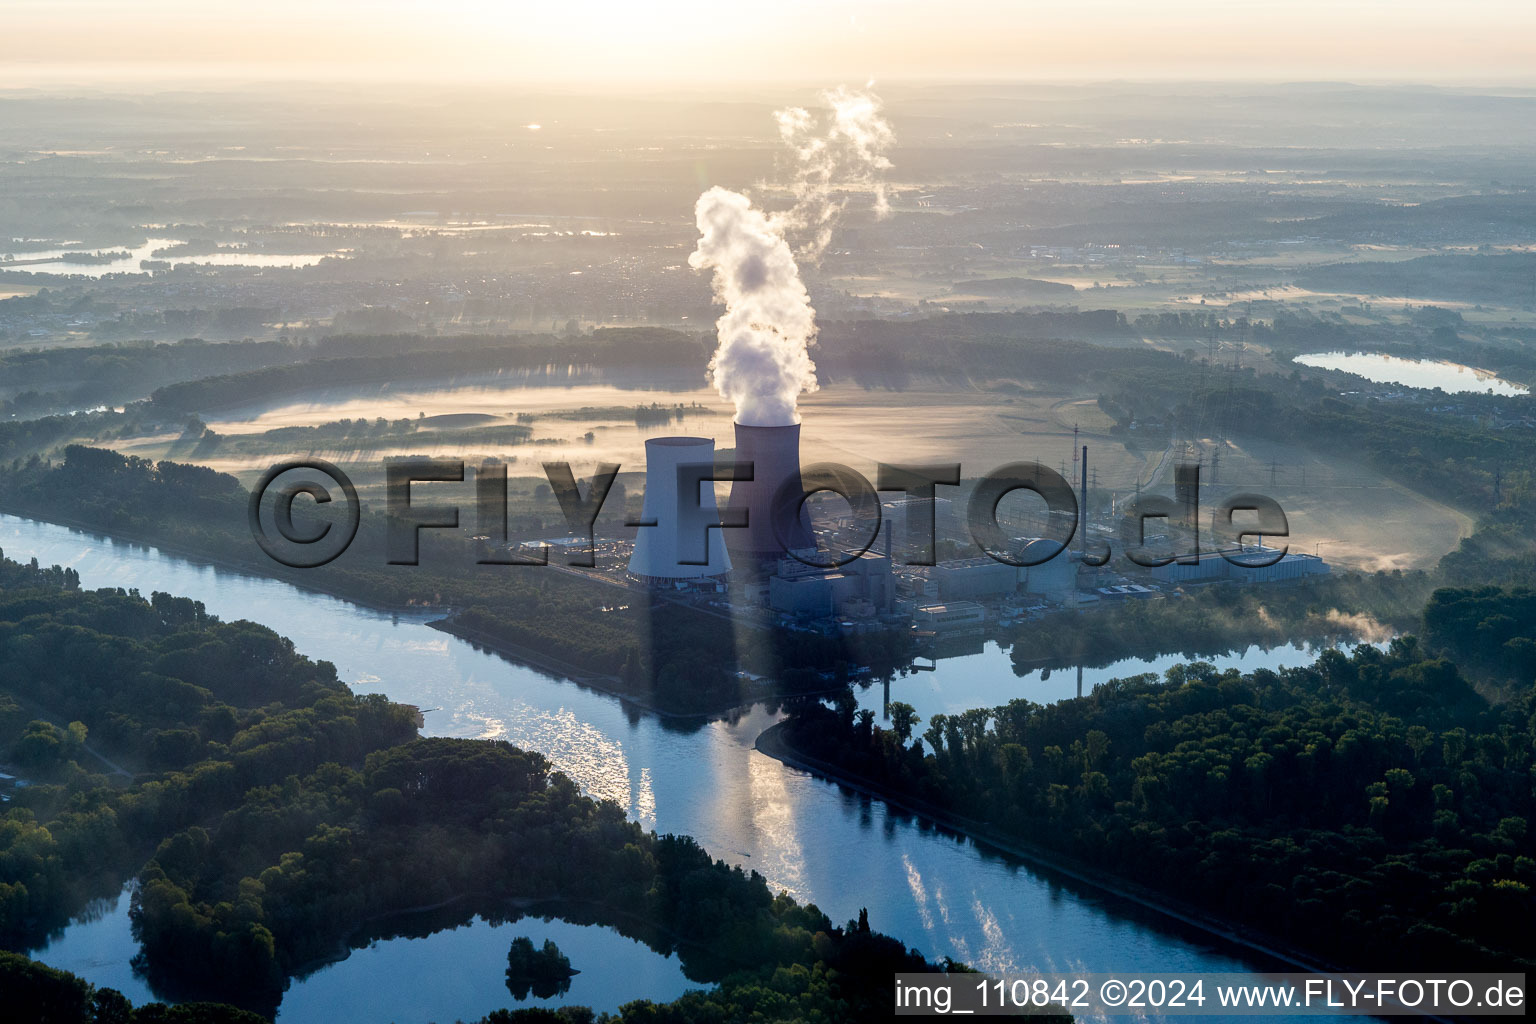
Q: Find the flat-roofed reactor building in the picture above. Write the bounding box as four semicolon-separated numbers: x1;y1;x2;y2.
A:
769;551;895;617
628;436;732;584
914;601;987;635
1150;548;1328;585
933;556;1021;601
1019;540;1078;602
929;543;1078;603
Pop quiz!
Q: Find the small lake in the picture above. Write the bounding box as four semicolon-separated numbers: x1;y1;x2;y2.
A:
1293;351;1529;396
855;639;1366;724
27;884;698;1022
0;238;340;278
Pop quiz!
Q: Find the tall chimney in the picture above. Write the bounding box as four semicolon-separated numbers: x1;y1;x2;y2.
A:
725;422;814;573
1175;460;1200;564
1079;444;1088;557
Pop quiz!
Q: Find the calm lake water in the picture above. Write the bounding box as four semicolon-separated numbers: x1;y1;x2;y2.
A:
26;883;695;1021
0;238;338;278
2;514;1344;1021
1293;351;1529;396
855;639;1356;723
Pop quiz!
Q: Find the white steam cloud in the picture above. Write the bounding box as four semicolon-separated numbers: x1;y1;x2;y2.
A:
775;85;897;260
690;187;818;427
690;87;894;426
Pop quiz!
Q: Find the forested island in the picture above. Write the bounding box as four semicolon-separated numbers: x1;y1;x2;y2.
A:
504;937;576;1000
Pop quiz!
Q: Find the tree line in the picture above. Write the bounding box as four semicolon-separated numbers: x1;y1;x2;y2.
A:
780;628;1536;974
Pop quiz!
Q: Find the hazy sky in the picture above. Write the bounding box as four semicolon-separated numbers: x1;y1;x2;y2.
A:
6;0;1536;86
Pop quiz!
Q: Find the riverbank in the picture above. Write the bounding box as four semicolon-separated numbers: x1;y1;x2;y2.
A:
0;503;836;722
0;504;722;716
0;495;1406;720
289;895;469;978
753;720;1342;978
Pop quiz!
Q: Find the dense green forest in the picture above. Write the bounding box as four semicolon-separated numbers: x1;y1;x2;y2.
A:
0;556;419;949
779;620;1536;973
1423;585;1536;696
0;553;412;1018
0;552;975;1021
1;950;266;1024
1438;503;1536;591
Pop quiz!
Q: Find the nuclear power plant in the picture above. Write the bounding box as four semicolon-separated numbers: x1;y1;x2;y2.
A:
627;436;732;584
612;428;1326;644
724;422;816;573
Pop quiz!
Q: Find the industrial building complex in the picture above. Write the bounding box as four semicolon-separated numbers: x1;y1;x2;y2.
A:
558;431;1334;655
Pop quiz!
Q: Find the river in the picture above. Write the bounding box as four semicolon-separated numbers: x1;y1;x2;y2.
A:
2;513;1336;1021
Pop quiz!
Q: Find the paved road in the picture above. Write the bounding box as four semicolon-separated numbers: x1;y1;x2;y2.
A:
1139;441;1177;490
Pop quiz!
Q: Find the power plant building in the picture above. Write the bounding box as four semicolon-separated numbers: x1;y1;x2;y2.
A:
880;495;957;560
769;572;853;617
1019;539;1078;602
914;602;987;635
932;556;1021;600
1151;548;1329;585
1150;550;1228;584
769;551;894;618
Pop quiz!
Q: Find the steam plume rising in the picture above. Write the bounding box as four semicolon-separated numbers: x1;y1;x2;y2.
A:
690;86;894;426
775;86;896;259
689;187;817;426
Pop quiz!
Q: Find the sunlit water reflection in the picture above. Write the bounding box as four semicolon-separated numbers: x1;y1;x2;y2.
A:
3;514;1338;1020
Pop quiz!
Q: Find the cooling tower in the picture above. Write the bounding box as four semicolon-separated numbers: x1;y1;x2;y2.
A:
725;422;816;572
628;437;732;583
